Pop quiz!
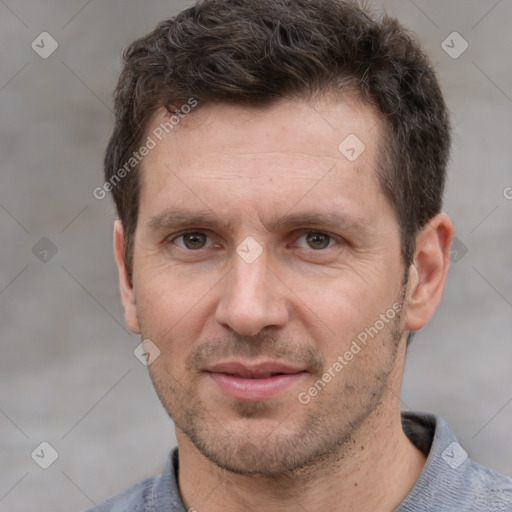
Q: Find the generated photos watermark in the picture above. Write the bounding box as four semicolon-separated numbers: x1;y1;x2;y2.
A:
93;98;198;200
298;301;403;405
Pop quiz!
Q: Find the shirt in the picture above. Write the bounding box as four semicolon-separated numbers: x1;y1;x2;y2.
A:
85;412;512;511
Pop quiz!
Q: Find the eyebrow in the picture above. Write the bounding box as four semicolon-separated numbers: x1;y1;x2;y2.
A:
146;208;370;235
146;209;235;232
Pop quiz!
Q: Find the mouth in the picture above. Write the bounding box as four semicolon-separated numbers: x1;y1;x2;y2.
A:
204;361;307;401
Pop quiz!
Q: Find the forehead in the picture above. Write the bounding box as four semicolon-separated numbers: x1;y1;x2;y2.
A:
144;93;381;161
137;95;386;226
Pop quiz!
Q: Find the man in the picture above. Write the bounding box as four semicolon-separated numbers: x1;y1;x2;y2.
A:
89;0;512;510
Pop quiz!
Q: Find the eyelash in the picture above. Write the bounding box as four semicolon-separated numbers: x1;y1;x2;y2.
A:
168;230;342;252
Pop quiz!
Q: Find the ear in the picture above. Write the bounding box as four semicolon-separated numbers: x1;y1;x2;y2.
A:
404;213;454;332
113;219;141;334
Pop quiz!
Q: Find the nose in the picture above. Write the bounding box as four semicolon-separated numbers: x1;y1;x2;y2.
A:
215;246;290;337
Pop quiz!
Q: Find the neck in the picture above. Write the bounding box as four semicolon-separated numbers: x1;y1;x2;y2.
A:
177;351;426;512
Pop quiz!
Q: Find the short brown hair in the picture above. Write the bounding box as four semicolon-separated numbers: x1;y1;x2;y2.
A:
105;0;451;282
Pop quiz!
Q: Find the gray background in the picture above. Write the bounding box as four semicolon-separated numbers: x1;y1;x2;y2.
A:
1;1;511;510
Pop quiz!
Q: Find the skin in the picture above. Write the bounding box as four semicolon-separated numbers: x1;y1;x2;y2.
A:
113;93;454;512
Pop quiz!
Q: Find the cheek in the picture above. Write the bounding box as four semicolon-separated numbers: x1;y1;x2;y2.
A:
135;273;213;362
136;260;208;319
294;272;385;328
291;274;401;373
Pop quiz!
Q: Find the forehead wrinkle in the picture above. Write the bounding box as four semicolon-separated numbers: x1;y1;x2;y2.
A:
174;157;356;185
206;150;341;161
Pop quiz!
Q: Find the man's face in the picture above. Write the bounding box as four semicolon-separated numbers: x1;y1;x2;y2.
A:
125;95;409;476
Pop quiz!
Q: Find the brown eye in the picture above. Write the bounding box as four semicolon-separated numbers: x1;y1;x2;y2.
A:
305;232;332;250
176;232;209;250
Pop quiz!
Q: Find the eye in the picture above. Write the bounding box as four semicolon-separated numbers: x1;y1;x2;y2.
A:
296;231;337;250
172;232;213;250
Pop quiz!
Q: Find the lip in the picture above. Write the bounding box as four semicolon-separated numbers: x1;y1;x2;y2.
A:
204;361;306;401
